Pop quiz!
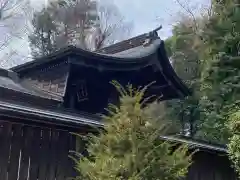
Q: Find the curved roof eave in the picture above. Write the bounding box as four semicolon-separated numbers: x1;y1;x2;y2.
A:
11;40;162;73
156;41;192;97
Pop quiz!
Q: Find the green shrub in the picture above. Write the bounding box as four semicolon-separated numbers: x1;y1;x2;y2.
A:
228;111;240;176
74;82;192;180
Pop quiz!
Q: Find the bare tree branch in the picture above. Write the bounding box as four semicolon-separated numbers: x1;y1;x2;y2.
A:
0;0;32;68
29;0;133;57
93;1;132;50
174;0;198;32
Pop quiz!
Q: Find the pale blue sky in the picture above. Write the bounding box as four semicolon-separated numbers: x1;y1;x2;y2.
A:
1;0;210;68
112;0;210;39
31;0;210;38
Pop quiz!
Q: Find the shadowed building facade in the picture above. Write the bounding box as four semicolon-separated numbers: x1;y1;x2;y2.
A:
0;29;236;180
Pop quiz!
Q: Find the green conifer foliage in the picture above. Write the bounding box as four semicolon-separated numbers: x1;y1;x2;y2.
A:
199;0;240;143
74;82;191;180
228;111;240;176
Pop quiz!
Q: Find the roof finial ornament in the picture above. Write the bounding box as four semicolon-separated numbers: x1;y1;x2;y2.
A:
153;25;162;33
147;25;162;38
152;25;162;37
143;25;162;47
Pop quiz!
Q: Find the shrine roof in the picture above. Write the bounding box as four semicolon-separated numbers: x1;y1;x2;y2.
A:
11;30;161;73
0;68;63;103
103;39;161;58
9;28;191;99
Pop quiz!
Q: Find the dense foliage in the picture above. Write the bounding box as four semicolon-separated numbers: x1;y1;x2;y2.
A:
165;16;203;136
228;111;240;175
165;0;240;175
198;0;240;143
165;0;240;144
74;82;191;180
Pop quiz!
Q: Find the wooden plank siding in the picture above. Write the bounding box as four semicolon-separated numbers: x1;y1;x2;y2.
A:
0;121;77;180
186;151;237;180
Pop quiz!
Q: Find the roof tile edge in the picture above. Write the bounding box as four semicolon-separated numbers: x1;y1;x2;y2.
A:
0;68;19;82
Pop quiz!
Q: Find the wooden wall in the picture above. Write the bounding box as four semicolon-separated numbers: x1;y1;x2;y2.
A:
186;151;237;180
0;120;77;180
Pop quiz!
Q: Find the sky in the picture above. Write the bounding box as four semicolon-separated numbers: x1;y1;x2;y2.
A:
116;0;209;38
31;0;210;38
0;0;210;68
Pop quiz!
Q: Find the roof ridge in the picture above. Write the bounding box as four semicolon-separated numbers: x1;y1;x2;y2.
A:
95;28;161;54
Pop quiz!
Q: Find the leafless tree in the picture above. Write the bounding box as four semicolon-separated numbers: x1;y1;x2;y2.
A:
173;0;200;33
0;0;21;20
0;0;32;68
0;0;31;38
28;0;98;56
51;0;133;50
172;0;212;36
46;0;95;49
29;0;133;57
93;0;132;50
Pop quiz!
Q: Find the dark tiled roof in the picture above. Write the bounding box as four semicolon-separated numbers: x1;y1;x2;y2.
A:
96;31;159;54
9;33;190;99
101;39;161;58
0;68;35;94
7;28;190;101
159;135;227;153
0;100;102;129
0;68;62;102
0;75;31;94
10;30;160;73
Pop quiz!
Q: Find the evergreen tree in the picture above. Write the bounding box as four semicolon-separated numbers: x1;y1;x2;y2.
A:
198;0;240;143
164;16;204;137
74;82;191;180
165;0;240;144
228;110;240;176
